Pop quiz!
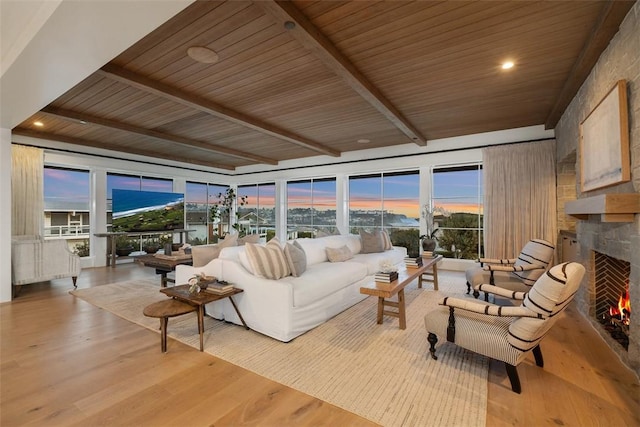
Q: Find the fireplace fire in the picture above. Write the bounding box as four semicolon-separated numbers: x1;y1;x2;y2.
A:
601;280;631;350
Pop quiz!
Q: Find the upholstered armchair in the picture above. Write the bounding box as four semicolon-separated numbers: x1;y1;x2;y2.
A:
11;235;81;296
466;239;555;299
425;262;585;393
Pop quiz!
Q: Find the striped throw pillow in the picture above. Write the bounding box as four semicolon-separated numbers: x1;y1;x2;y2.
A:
245;238;291;280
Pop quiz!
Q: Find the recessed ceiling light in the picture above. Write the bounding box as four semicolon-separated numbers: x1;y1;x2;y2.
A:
284;21;296;30
357;139;371;144
33;121;44;127
187;46;219;64
501;61;515;70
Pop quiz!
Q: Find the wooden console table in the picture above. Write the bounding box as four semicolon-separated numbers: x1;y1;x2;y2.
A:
135;254;193;287
94;229;194;268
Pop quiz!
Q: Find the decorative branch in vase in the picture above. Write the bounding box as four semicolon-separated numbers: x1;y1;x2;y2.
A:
420;205;450;252
209;188;248;239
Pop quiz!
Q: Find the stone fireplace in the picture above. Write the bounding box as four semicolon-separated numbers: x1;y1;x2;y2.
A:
567;212;640;376
593;251;631;349
554;1;639;377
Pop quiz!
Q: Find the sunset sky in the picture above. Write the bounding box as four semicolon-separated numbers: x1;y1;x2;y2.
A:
45;169;483;217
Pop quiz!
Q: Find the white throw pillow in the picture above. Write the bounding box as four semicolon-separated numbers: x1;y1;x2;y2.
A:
326;245;353;262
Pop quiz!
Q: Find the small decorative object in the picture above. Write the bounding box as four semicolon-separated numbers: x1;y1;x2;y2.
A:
164;243;172;256
374;270;399;283
187;277;200;295
189;272;215;291
420;205;450;252
378;259;398;274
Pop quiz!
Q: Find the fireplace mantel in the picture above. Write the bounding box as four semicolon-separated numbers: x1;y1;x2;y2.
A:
565;193;640;222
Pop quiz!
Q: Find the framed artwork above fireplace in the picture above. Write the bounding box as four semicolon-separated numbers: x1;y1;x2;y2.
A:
579;80;630;192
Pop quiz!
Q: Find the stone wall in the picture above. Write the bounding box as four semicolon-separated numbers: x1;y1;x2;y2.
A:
555;2;639;376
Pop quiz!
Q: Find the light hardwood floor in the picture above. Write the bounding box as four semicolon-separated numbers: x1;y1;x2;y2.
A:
2;264;639;426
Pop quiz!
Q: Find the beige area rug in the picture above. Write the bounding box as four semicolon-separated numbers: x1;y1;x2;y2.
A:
71;272;487;427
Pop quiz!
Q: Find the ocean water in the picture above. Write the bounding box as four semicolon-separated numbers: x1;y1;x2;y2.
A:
112;189;184;219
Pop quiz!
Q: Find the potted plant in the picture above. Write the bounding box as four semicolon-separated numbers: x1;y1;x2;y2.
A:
143;238;160;254
115;235;135;257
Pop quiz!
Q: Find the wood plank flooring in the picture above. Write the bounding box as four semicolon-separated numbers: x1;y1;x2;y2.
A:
2;263;639;426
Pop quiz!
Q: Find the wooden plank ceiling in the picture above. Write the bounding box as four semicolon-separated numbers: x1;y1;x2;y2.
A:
13;0;634;171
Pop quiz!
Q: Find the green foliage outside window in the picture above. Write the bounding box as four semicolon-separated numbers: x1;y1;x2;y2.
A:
436;213;483;259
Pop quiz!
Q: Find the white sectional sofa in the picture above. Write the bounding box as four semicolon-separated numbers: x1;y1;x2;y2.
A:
176;234;406;342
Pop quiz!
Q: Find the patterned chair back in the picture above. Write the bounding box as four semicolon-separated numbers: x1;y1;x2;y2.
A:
508;262;585;352
512;239;555;287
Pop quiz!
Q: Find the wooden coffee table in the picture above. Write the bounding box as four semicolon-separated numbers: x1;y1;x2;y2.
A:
360;255;443;330
136;254;193;287
160;284;248;351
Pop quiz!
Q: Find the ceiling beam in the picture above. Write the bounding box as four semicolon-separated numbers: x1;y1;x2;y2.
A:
40;106;278;165
545;1;635;129
12;128;236;171
96;64;341;157
256;0;427;146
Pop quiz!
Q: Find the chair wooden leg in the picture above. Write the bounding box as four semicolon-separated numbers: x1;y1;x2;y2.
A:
72;276;78;289
504;363;522;394
472;289;480;299
533;344;544;367
466;281;471;294
427;332;438;360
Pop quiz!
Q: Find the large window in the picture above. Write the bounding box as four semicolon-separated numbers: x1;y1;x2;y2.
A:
43;166;90;256
349;171;420;253
106;173;174;253
432;164;483;259
185;181;228;244
106;173;173;227
287;178;336;238
238;183;276;241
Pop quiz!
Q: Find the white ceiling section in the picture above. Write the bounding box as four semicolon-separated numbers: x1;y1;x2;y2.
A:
0;0;195;129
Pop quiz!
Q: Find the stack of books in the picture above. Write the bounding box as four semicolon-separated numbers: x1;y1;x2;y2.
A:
374;271;399;283
404;256;424;268
203;281;235;295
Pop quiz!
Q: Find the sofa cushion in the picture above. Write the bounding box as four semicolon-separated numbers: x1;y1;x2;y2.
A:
326;245;353;262
322;234;361;254
295;238;329;266
191;234;238;267
350;247;406;275
285;261;368;307
245;238;290;280
238;234;260;245
284;241;307;277
360;230;385;253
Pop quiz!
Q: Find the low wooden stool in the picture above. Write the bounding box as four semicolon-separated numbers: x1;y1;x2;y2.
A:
143;299;196;352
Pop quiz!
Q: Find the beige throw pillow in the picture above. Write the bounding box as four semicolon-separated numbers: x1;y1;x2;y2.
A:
284;241;307;277
381;230;392;250
326;245;353;262
191;233;238;267
238;234;260;245
359;230;385;253
245;238;291;280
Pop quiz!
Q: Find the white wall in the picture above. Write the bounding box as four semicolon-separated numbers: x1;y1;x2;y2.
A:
1;129;12;302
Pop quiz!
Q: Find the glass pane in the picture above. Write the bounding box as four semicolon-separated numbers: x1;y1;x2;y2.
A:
432;164;483;259
141;177;173;192
258;183;276;240
287;181;312;226
313;179;336;227
43;167;91;254
349;175;382;228
383;172;419;228
185;182;208;245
